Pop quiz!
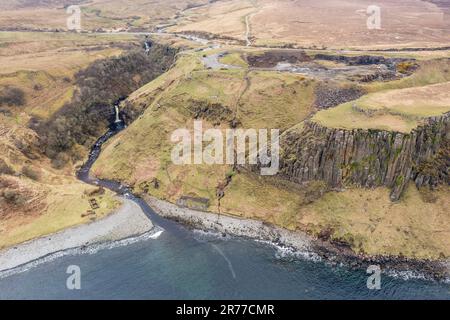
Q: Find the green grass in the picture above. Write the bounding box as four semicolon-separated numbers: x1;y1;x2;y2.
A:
93;49;316;215
364;59;450;92
299;184;450;259
0;31;134;119
313;81;450;133
218;52;248;68
92;103;229;209
0;31;136;249
220;171;304;229
0;179;121;249
238;70;314;130
91;48;450;260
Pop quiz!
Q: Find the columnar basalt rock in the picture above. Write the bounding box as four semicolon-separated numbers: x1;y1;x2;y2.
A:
278;113;449;201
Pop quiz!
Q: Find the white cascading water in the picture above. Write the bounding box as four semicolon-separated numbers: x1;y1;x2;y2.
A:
114;105;122;123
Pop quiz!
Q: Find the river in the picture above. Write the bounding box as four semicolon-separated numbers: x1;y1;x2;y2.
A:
0;122;449;300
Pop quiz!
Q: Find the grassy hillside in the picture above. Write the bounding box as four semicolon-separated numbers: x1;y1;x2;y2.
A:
313;81;450;133
0;117;121;249
2;0;449;260
0;32;147;248
92;50;316;208
0;32;137;119
93;45;450;260
222;172;450;260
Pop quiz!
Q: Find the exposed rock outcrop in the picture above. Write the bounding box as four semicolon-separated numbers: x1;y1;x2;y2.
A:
313;82;366;109
187;100;234;125
246;50;311;68
278;113;449;200
313;53;411;68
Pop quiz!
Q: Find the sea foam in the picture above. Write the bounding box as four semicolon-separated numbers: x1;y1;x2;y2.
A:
0;227;164;280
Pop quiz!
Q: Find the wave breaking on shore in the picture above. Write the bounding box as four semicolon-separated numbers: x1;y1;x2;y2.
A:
0;198;155;277
0;226;163;280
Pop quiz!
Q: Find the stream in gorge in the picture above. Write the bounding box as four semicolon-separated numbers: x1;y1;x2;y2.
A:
0;106;449;299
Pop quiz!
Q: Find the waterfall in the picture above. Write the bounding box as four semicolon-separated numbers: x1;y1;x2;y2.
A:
144;41;151;54
114;105;122;123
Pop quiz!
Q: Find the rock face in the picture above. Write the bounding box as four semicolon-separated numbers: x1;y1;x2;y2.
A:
313;83;366;109
279;113;449;200
246;50;311;68
313;54;410;68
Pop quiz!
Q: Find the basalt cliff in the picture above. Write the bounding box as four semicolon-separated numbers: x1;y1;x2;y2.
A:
278;113;449;200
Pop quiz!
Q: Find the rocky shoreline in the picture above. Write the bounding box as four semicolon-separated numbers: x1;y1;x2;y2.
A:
145;195;313;252
145;195;450;282
0;191;447;281
0;198;154;273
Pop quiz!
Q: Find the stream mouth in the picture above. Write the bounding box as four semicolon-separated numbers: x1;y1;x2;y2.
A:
76;119;190;235
1;109;448;299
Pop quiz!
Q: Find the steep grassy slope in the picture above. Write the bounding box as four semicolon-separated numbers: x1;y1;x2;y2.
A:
0;33;176;249
223;172;450;259
93;46;450;260
313;81;450;133
0;32;136;119
0;116;120;249
92;50;316;208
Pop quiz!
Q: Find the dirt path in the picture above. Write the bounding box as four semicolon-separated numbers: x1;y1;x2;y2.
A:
245;14;252;46
244;0;260;46
234;71;251;120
